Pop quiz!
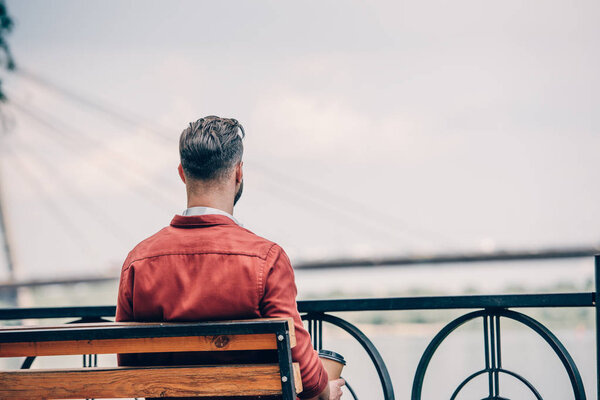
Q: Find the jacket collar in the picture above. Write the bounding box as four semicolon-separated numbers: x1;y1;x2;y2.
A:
181;206;242;226
170;214;239;228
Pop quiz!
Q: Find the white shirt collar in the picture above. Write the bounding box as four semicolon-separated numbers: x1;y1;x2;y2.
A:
181;206;242;226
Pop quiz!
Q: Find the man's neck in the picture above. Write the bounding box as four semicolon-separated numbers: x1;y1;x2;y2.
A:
187;198;234;215
185;179;236;215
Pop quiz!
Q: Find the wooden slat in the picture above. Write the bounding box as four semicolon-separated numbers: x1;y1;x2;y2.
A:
0;318;296;357
0;318;295;342
0;363;302;399
0;318;294;333
286;317;296;348
0;334;278;357
293;360;303;393
0;322;134;331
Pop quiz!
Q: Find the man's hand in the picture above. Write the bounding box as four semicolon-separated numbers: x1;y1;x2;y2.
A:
309;378;346;400
327;378;345;399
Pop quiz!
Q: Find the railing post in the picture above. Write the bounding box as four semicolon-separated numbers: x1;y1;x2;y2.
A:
594;254;600;400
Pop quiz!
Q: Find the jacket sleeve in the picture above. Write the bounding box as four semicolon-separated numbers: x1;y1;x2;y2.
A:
115;261;135;366
116;262;134;322
259;244;329;399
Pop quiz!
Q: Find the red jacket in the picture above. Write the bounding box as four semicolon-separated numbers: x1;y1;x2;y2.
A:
116;214;328;398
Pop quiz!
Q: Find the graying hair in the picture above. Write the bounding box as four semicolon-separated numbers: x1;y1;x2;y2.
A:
179;116;245;181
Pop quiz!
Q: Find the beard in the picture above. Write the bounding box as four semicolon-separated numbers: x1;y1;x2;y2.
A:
234;179;244;206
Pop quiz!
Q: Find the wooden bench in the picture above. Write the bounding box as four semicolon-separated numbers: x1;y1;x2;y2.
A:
0;318;302;399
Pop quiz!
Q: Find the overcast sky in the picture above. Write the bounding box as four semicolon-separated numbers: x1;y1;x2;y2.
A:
0;0;598;281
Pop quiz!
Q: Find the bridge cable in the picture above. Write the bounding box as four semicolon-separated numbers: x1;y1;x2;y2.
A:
7;133;135;242
2;144;101;261
14;68;451;246
7;99;180;211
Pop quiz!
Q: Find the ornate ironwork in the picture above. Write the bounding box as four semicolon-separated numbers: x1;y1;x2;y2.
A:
303;312;395;400
411;308;586;400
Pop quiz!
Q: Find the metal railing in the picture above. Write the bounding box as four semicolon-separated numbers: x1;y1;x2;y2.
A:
1;255;598;399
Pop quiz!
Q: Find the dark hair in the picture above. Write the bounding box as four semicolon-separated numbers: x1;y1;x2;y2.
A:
179;116;245;181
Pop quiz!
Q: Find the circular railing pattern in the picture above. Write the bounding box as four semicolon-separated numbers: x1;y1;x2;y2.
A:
411;308;586;400
302;312;395;400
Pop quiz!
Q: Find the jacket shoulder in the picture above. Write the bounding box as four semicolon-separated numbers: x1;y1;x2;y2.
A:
122;224;281;269
121;226;171;270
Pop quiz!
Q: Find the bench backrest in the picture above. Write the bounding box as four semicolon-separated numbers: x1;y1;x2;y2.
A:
0;318;301;399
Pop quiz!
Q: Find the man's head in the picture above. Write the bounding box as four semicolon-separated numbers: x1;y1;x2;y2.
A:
178;116;245;210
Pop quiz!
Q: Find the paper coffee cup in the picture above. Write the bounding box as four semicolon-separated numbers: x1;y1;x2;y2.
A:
318;349;346;380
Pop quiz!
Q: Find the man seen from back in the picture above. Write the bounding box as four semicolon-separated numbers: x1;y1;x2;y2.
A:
116;116;345;399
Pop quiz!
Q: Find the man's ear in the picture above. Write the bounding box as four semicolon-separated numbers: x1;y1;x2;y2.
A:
178;164;186;184
235;162;243;184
